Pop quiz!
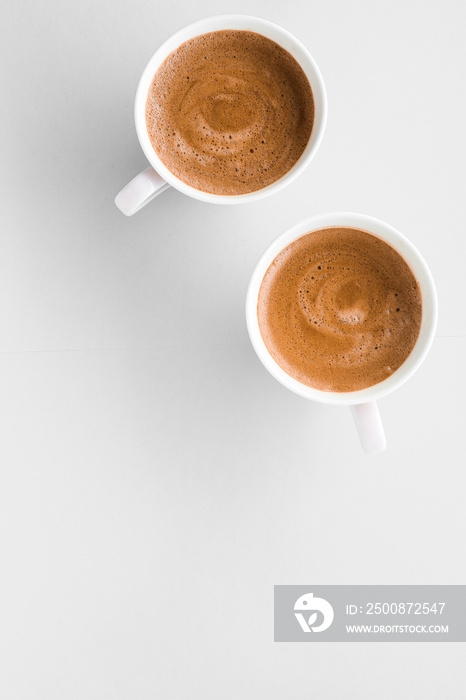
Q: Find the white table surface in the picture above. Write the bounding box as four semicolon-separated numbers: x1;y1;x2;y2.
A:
1;0;465;697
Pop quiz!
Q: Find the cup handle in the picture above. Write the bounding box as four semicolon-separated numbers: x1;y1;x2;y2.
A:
350;402;386;454
115;166;171;216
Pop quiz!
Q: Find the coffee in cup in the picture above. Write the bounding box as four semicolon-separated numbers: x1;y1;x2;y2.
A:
257;227;423;393
115;16;327;215
145;30;315;195
247;213;437;452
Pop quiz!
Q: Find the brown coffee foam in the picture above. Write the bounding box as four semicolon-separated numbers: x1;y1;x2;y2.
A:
258;228;423;392
145;30;314;195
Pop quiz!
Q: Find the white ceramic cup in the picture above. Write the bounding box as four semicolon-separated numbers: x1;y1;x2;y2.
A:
115;15;327;215
246;213;438;454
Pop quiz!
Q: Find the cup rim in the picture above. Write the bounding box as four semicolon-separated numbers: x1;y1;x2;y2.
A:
134;14;328;204
245;212;438;405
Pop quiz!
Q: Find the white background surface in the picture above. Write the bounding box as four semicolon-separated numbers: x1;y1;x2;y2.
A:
1;0;465;697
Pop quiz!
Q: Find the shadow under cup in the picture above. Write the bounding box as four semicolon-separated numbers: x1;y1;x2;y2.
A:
246;213;438;454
